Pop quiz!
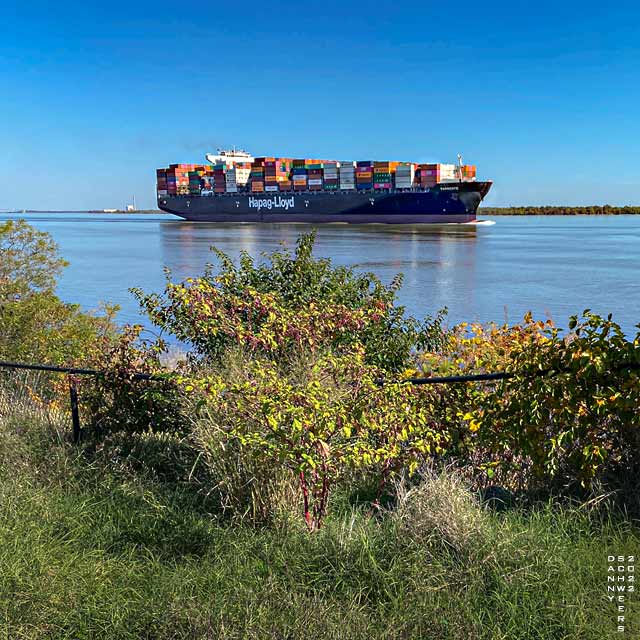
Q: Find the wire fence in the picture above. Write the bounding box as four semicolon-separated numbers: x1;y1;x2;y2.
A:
0;361;159;443
0;359;638;444
0;368;71;442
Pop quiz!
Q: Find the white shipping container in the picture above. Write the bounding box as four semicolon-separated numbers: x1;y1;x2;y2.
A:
157;189;168;196
226;186;238;193
308;179;323;185
340;183;355;189
265;185;279;192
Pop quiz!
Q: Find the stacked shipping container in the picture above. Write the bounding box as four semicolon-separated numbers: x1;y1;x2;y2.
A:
250;160;264;193
394;163;414;189
323;162;338;190
355;161;373;190
292;159;307;192
307;163;323;191
157;157;478;196
338;162;355;190
373;162;392;190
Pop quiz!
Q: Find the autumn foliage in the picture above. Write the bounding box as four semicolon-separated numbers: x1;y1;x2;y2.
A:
126;234;640;526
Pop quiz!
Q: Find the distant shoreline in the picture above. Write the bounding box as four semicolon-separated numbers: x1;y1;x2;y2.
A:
3;209;163;215
3;206;639;217
480;206;640;216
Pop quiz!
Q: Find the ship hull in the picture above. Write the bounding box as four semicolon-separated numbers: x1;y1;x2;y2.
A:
158;181;492;224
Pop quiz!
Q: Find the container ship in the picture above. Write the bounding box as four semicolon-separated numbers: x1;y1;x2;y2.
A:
156;150;492;224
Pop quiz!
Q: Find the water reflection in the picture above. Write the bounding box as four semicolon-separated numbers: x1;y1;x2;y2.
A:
4;213;636;336
159;222;480;322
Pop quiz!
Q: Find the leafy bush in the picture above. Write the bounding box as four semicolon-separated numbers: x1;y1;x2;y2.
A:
134;232;440;372
81;327;190;439
0;219;117;368
413;311;640;502
185;346;453;530
0;219;67;303
129;231;640;524
477;312;640;494
0;292;117;367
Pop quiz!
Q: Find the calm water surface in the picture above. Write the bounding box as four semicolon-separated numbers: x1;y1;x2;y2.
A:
3;213;639;337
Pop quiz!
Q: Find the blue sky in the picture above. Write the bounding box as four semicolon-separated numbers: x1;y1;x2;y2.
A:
2;0;639;210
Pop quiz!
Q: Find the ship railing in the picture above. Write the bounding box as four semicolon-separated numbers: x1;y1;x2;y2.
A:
167;186;461;198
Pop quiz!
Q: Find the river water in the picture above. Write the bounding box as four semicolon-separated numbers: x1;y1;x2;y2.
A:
3;213;639;338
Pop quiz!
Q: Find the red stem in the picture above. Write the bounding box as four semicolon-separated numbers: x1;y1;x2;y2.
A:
299;470;312;531
317;465;329;530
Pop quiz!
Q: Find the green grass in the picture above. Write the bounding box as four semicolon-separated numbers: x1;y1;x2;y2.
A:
1;414;638;639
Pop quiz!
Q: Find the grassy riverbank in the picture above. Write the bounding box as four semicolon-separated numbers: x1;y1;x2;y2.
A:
2;222;639;638
1;410;638;640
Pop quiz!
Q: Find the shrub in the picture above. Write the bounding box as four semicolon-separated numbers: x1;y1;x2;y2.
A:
185;347;453;530
0;218;67;302
80;326;190;439
410;311;640;506
477;311;640;495
133;232;441;373
0;219;118;368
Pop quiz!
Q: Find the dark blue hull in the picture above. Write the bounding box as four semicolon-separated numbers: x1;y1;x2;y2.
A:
158;181;492;223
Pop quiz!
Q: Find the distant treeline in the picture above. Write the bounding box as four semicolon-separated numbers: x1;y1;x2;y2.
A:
480;205;640;216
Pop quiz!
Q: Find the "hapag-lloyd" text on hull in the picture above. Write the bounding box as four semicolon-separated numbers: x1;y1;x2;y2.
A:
248;196;295;210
